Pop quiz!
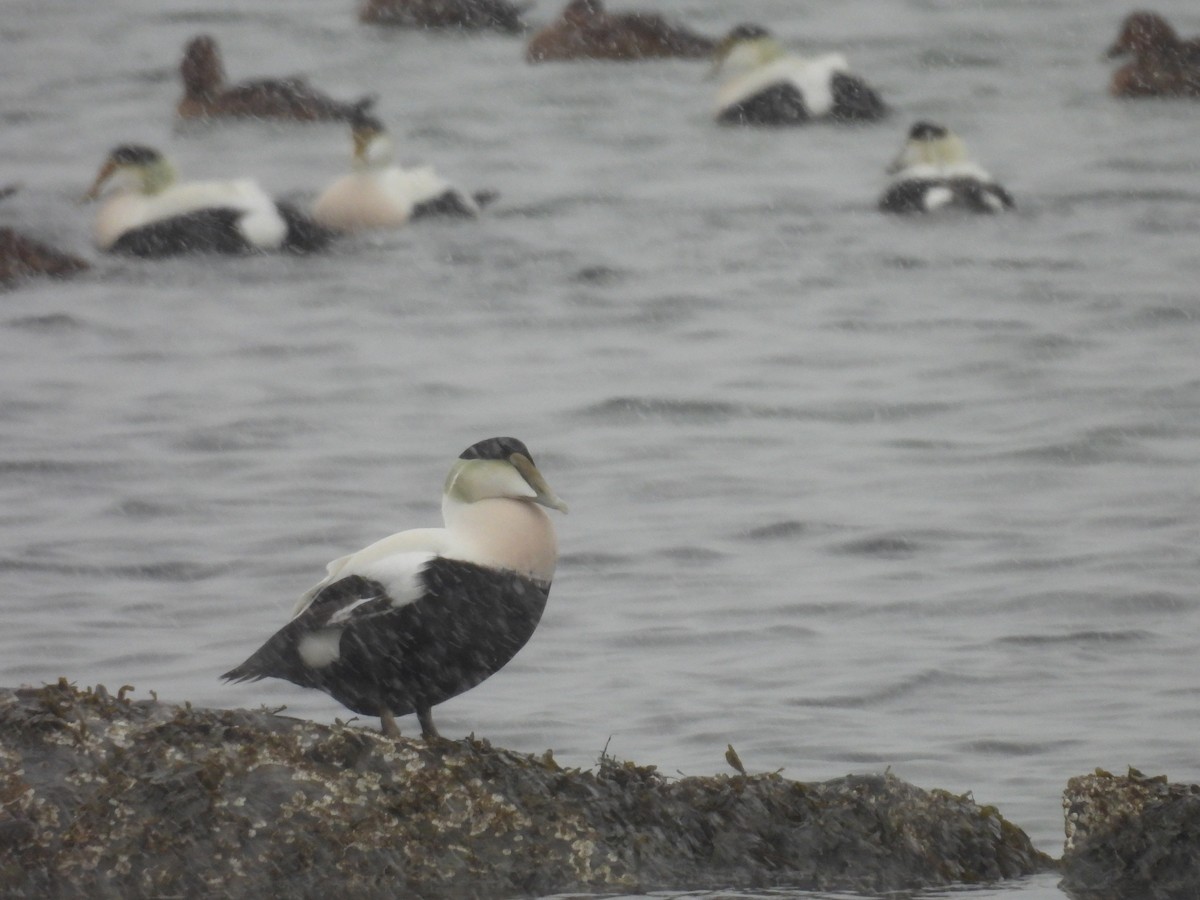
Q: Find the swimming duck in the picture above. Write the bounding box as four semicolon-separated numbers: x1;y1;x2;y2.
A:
1106;12;1200;97
711;24;887;125
84;144;333;256
177;35;375;122
312;113;494;232
0;228;89;286
878;122;1014;215
0;184;87;285
359;0;528;33
526;0;716;63
222;436;567;740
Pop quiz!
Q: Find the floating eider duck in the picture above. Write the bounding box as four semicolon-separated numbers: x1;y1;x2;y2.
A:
84;144;333;256
0;185;89;285
0;229;89;286
1106;11;1200;97
177;35;374;122
222;436;567;740
312;113;495;233
526;0;716;63
879;122;1014;215
711;24;887;125
359;0;528;33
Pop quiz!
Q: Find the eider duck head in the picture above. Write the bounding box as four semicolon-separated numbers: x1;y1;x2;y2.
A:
711;24;782;77
84;144;175;200
180;35;226;99
886;121;970;174
444;436;569;514
563;0;602;26
348;110;394;171
1107;11;1179;57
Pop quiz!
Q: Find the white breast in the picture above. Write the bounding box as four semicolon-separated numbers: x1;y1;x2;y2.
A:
312;166;456;232
442;496;558;583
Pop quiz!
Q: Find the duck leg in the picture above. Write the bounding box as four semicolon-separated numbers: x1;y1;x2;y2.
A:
380;707;402;738
416;704;440;740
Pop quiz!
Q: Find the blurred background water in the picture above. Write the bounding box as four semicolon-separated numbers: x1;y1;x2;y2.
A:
2;1;1199;897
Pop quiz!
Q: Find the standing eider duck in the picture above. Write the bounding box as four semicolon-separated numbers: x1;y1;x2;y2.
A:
359;0;528;33
526;0;716;63
711;24;887;125
879;122;1014;215
222;437;567;740
84;144;333;256
1106;12;1200;97
177;35;375;122
312;112;495;233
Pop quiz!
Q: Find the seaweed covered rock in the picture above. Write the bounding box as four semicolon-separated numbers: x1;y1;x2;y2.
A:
0;680;1051;898
1061;767;1200;899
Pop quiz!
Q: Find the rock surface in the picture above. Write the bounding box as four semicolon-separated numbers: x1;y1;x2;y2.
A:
1;680;1052;898
1061;767;1200;899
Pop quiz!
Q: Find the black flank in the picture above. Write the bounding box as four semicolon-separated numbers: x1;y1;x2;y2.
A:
718;82;809;125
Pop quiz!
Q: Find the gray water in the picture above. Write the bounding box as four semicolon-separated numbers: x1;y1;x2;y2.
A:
3;1;1199;897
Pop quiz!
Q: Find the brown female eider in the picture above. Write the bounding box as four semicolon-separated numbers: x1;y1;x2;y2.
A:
526;0;716;63
359;0;528;33
177;35;374;122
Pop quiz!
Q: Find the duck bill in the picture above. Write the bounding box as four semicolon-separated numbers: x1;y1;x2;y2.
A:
510;453;568;513
82;159;117;202
707;40;734;80
352;128;371;164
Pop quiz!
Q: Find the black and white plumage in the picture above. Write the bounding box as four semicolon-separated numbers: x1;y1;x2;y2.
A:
84;145;334;257
312;113;494;233
879;122;1015;215
222;437;567;740
712;25;887;126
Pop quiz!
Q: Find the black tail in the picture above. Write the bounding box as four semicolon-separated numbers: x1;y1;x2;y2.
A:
829;72;888;122
472;189;500;210
275;201;338;254
411;190;481;220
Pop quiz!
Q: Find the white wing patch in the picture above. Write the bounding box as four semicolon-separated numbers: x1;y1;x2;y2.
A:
925;186;955;211
292;527;448;618
328;593;385;625
357;551;434;609
298;627;343;669
982;190;1007;212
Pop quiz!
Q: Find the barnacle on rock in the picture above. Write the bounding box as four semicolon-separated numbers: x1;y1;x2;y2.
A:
0;681;1052;897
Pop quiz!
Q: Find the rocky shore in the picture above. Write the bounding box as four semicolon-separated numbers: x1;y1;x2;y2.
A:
1;679;1185;898
1061;767;1200;899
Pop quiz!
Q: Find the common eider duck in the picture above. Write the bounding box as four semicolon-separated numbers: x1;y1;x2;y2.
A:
0;186;89;284
177;35;375;122
879;122;1014;215
711;24;887;125
526;0;716;63
1106;12;1200;97
359;0;528;33
312;113;495;232
0;229;89;286
84;144;333;256
222;436;567;740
